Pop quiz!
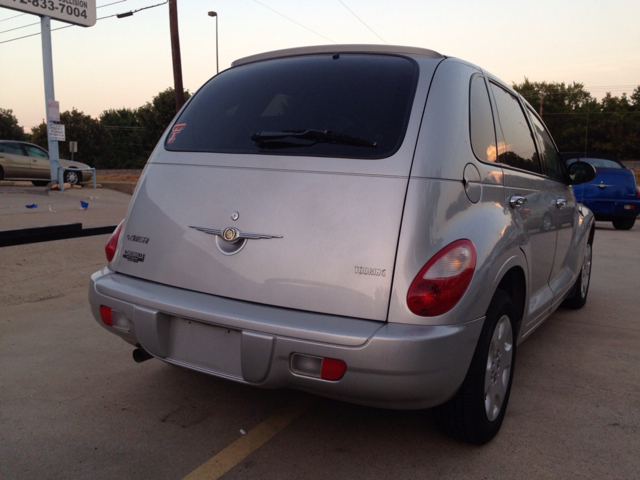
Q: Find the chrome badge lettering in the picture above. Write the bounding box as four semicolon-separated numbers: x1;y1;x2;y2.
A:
355;266;386;277
123;250;145;263
126;234;150;244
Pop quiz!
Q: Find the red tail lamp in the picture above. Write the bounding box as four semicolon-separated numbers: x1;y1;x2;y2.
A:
105;220;124;262
407;239;476;317
100;305;113;326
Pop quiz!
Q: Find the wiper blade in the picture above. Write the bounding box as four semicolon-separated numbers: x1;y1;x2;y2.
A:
250;129;377;149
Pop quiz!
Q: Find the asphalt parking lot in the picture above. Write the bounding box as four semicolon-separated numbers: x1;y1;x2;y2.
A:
1;186;639;479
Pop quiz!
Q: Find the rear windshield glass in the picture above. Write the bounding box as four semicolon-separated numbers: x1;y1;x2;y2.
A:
567;158;623;169
165;54;419;159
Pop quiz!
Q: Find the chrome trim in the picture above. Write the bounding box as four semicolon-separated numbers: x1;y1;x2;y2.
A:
189;225;283;242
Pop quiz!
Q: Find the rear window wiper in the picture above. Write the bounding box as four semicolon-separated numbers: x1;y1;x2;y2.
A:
250;129;377;149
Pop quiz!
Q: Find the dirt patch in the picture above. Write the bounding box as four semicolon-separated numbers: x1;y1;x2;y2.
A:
95;173;141;183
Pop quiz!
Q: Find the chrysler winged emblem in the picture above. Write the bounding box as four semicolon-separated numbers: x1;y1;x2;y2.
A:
189;225;283;243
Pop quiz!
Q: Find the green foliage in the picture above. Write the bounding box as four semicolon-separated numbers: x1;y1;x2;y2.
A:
513;79;640;159
135;87;190;158
31;108;110;166
99;108;147;169
0;108;26;140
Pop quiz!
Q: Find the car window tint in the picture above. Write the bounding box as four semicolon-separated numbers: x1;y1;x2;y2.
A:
24;145;49;158
527;111;566;182
1;142;25;156
490;83;541;174
583;158;623;169
469;76;497;162
165;54;419;159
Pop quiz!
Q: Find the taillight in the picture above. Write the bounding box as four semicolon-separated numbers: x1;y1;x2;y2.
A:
636;186;640;198
407;239;476;317
290;354;347;381
100;305;113;326
105;220;124;262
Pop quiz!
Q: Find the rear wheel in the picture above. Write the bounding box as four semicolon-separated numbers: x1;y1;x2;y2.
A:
612;217;635;230
562;239;592;309
432;290;516;444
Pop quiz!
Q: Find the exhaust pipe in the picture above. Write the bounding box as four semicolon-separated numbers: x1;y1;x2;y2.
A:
133;347;153;363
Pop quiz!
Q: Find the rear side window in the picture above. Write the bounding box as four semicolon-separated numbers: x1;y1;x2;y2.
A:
490;83;541;174
582;158;623;169
24;145;49;158
165;54;419;159
0;142;25;155
469;76;497;162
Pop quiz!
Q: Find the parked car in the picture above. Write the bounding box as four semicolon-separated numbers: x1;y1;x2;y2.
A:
563;152;640;230
0;140;91;186
89;45;596;444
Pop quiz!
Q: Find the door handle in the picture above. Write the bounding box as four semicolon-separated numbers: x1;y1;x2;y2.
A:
556;198;567;209
509;196;527;209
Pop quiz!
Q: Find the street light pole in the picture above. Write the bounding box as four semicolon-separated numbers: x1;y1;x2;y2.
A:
208;11;219;74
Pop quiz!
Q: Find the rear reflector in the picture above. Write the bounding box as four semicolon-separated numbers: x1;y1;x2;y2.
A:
99;305;129;331
624;205;635;210
100;306;113;326
290;354;346;381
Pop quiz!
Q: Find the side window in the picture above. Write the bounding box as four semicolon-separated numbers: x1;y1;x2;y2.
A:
489;83;541;174
2;142;26;156
24;145;49;158
527;110;566;183
469;76;497;162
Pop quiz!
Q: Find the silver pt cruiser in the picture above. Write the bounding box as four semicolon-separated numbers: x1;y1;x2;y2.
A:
89;45;597;444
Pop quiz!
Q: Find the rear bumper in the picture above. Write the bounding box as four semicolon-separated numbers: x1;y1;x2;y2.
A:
89;268;484;409
581;198;640;219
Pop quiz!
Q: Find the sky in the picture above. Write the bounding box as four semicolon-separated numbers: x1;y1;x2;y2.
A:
1;0;639;131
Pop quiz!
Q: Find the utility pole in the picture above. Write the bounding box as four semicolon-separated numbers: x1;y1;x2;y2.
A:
169;0;185;113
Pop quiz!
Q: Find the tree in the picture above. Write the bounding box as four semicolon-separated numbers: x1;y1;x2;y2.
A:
99;108;148;169
135;87;190;158
0;108;26;140
30;109;110;166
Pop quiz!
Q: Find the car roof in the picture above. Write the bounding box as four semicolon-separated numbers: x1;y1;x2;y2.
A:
232;44;443;67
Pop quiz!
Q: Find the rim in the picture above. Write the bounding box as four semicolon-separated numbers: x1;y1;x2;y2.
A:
66;171;79;184
542;214;552;231
580;243;592;298
484;315;513;421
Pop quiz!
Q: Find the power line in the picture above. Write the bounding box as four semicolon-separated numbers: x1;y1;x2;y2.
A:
337;0;387;45
252;0;336;44
0;1;166;45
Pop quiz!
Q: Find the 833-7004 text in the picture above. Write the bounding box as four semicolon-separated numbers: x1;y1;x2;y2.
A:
14;0;88;19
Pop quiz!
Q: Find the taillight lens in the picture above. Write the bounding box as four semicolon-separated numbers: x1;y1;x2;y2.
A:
100;305;113;326
105;220;124;262
407;239;476;317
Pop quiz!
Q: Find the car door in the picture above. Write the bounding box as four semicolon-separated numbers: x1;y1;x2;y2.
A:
488;82;557;332
526;109;579;299
0;141;31;179
22;144;51;180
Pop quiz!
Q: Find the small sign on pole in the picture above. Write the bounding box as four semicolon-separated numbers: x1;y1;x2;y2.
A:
48;100;60;122
49;123;66;142
69;141;77;161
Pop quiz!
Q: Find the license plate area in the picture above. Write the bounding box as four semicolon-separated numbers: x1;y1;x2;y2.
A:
169;317;242;377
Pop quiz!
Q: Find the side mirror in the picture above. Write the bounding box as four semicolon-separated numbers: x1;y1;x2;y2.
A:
568;161;596;185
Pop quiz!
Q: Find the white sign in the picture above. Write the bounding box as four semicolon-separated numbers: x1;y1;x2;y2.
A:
0;0;96;27
48;100;60;122
48;122;65;141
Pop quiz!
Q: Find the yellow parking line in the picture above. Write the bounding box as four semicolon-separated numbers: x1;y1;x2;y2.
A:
182;396;315;480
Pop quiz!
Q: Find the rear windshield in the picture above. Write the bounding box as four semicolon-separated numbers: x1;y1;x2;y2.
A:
165;54;419;159
568;158;623;169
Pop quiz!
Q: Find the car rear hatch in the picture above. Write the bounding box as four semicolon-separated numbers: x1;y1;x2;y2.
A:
111;51;441;321
575;168;638;201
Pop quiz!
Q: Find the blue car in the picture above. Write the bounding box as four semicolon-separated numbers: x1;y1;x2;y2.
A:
563;152;640;230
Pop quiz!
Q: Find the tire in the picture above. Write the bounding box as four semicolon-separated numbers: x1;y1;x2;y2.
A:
540;212;552;232
561;238;592;309
32;180;49;186
64;169;81;186
612;217;635;230
432;290;517;444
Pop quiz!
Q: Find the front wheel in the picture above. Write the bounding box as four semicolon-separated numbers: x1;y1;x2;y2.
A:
64;169;81;186
612;217;635;230
432;290;517;444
